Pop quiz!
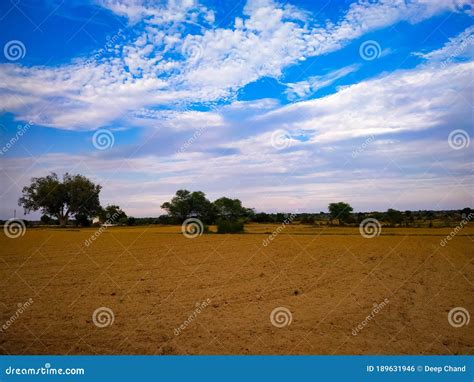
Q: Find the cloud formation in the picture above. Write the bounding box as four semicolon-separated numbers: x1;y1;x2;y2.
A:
0;0;472;217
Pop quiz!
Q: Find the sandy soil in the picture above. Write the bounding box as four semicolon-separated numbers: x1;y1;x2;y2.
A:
1;224;473;355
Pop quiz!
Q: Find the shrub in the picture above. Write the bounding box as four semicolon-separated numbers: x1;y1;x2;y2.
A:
217;220;244;234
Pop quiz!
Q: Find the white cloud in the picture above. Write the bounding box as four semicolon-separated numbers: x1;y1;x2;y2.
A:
1;0;472;131
254;61;473;143
416;25;474;62
284;64;360;100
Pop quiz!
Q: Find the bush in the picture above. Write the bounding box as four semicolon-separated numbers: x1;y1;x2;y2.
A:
217;220;244;234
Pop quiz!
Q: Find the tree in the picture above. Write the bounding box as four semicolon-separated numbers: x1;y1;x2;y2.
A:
253;212;272;223
161;190;215;223
213;197;250;221
461;207;472;218
75;213;92;227
18;173;102;226
386;208;403;226
99;204;127;224
40;214;54;225
328;202;353;225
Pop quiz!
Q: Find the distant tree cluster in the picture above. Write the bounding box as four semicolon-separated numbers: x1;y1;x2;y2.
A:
14;173;472;229
160;190;253;233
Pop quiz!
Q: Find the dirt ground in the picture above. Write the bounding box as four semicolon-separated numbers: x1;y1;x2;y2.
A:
1;224;473;355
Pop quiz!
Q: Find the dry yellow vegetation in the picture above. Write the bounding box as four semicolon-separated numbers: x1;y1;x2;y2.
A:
1;224;473;355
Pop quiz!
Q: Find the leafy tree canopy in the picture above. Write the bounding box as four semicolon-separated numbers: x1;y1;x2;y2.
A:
161;190;215;223
99;204;127;224
328;202;353;224
213;197;252;220
18;173;102;226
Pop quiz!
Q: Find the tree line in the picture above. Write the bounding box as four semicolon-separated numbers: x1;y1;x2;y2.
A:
8;173;472;229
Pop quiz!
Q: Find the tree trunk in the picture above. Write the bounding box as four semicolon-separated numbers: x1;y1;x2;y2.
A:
58;214;68;226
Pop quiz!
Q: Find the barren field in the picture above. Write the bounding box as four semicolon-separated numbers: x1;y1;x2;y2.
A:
1;224;473;355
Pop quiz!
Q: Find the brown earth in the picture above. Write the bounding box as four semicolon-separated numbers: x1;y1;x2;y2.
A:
1;224;473;355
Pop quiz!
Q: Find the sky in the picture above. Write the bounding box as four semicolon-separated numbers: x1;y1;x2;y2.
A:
0;0;473;219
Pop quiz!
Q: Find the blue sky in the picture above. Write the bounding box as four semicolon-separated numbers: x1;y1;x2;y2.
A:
0;0;473;218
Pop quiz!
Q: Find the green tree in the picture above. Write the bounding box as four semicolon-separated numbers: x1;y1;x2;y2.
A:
18;173;101;226
40;214;53;225
75;213;92;227
99;204;127;224
213;197;250;220
253;212;271;223
386;208;403;226
328;202;353;225
161;190;215;223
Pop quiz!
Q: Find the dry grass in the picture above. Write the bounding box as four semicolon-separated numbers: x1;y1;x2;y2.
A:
1;224;473;355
